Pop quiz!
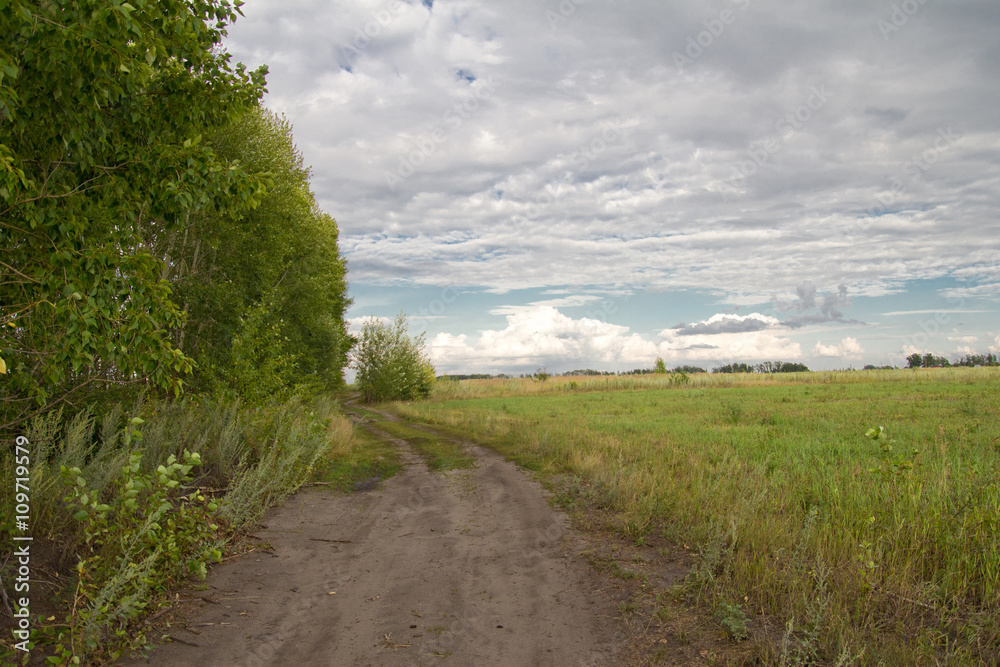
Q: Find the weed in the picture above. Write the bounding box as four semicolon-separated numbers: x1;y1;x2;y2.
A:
713;600;750;641
618;601;639;616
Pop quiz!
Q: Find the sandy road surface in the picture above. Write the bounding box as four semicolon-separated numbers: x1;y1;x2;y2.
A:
123;420;622;666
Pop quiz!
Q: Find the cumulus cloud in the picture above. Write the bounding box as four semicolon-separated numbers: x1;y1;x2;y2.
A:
426;306;802;373
777;281;865;329
427;305;654;371
813;337;865;360
670;313;779;336
225;1;1000;373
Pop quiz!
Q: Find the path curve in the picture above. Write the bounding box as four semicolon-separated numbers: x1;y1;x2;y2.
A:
123;410;622;666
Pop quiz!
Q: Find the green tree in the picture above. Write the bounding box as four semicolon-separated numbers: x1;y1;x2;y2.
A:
159;107;351;396
352;314;434;403
653;357;668;374
1;0;267;431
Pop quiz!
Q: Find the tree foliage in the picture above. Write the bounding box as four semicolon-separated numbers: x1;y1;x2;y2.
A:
713;361;809;374
352;315;434;403
0;0;268;430
160;107;352;396
1;2;353;427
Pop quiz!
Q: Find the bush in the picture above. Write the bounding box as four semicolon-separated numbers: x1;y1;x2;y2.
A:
0;394;346;664
351;314;434;403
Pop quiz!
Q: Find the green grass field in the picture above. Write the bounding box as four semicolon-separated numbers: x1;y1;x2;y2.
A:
393;367;1000;665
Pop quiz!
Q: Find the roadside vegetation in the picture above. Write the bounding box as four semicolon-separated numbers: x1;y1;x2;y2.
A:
0;2;369;664
393;367;1000;665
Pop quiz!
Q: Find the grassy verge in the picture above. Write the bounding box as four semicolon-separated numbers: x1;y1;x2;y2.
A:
310;416;403;491
349;404;474;472
0;393;388;665
394;367;1000;665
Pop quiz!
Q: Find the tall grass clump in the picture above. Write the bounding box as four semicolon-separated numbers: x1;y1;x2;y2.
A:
0;393;351;664
396;367;1000;664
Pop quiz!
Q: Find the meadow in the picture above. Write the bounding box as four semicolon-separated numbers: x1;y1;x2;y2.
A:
393;367;1000;665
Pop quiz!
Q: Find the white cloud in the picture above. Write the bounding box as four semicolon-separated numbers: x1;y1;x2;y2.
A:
813;337;865;360
225;2;1000;373
427;306;654;371
668;312;780;336
657;330;802;363
426;307;802;373
948;335;979;344
346;315;394;336
225;1;1000;302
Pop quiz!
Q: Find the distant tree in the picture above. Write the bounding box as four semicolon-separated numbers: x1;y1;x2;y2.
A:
954;353;998;367
532;368;551;382
713;363;753;374
906;353;923;369
653;357;668;374
352;314;434;403
777;362;810;373
673;365;707;374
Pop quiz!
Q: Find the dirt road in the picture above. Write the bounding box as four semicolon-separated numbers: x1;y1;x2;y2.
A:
123;417;623;666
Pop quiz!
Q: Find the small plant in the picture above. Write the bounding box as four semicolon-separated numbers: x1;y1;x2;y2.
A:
618;600;639;616
865;425;919;484
779;559;832;666
531;367;551;382
670;370;690;385
713;600;750;641
721;402;744;425
56;448;223;660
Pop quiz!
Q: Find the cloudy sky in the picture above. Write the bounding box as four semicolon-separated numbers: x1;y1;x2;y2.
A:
224;0;1000;375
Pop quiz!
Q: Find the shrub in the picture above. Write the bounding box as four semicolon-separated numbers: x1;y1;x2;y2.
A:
351;314;434;403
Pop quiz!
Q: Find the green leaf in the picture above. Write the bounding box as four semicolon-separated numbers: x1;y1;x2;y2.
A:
73;510;89;521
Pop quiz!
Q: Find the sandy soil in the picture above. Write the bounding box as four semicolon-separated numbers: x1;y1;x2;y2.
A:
122;421;623;666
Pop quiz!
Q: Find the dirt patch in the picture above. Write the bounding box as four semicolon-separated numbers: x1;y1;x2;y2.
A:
121;424;623;665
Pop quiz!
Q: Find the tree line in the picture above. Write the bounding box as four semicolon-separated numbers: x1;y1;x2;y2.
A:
906;352;999;369
1;0;351;432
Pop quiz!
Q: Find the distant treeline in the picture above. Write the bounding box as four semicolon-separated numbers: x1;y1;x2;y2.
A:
712;361;810;373
439;352;1000;380
907;352;999;368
